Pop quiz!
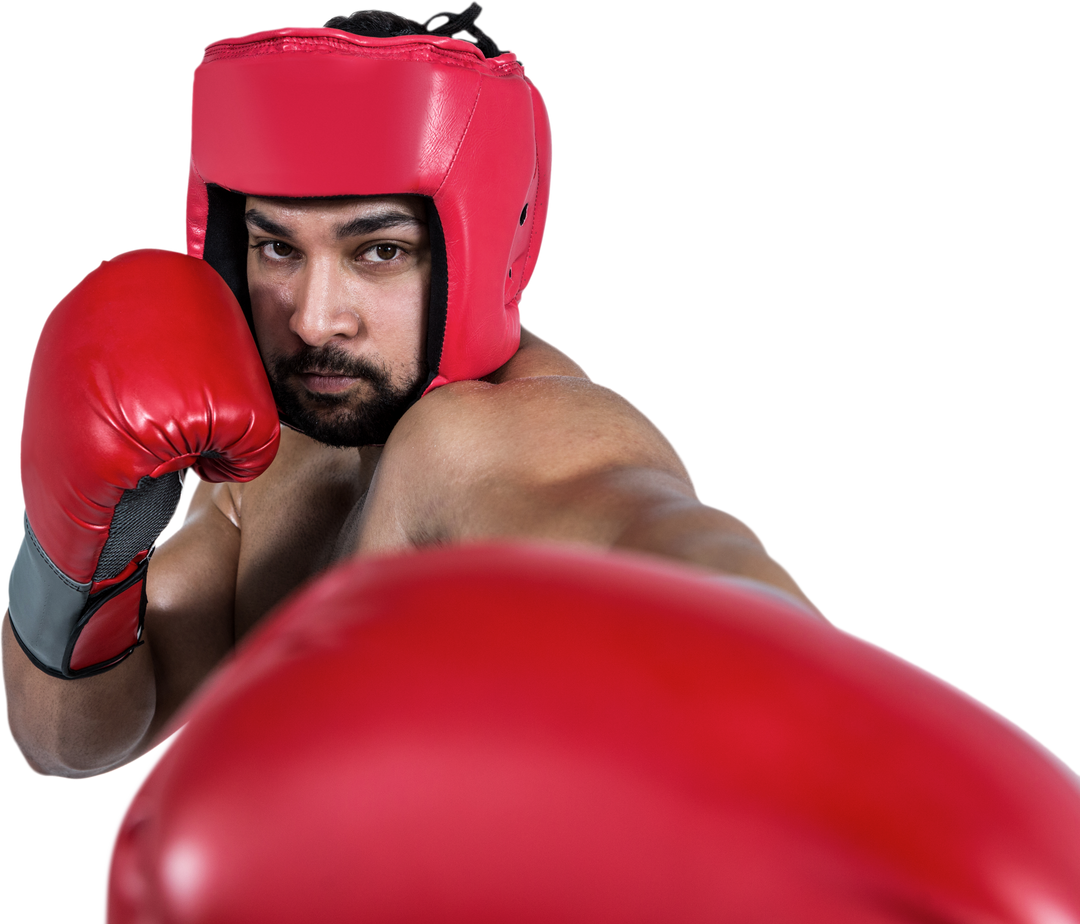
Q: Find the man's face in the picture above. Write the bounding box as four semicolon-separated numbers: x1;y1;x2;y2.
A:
245;195;431;447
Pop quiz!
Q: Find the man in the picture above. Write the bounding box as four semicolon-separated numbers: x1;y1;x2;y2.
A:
3;6;814;778
8;9;1080;924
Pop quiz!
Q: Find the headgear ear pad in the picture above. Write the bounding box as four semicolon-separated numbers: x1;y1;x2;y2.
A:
187;30;551;394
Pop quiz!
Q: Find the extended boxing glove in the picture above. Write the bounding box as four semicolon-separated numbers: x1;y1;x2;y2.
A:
8;250;280;679
108;545;1080;922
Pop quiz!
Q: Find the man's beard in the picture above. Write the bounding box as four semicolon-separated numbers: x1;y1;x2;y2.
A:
264;345;427;448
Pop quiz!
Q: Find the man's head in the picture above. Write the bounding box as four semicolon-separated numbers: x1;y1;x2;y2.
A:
186;6;551;444
246;195;431;447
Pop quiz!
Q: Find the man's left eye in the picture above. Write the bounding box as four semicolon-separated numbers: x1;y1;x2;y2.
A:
369;244;400;261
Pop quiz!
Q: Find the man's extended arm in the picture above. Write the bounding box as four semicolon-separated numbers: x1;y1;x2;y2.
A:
357;373;817;612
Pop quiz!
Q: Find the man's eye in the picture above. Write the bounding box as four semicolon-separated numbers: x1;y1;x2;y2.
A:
254;241;294;259
368;244;401;262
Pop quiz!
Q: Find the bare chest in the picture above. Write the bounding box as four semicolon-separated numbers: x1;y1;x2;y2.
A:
231;439;369;639
230;434;441;641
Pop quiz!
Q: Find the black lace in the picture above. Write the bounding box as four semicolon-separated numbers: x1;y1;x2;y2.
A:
423;4;503;58
325;4;504;58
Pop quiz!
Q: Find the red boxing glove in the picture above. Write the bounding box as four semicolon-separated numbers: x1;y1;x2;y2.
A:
109;545;1080;923
8;250;279;678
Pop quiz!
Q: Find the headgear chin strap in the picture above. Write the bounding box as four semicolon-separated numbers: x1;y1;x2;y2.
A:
187;25;551;395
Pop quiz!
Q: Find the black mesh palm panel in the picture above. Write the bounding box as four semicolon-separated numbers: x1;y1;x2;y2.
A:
93;473;184;582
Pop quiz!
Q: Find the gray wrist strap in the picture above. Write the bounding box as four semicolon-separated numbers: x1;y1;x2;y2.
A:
8;515;91;673
8;473;182;677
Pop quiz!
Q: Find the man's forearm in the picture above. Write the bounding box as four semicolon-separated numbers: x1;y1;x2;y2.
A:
612;499;823;617
3;614;156;777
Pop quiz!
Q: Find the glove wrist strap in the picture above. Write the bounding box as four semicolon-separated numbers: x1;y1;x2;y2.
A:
8;516;147;679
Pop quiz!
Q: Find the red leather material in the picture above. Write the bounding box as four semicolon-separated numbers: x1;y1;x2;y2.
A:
22;250;281;586
187;29;549;391
69;578;144;672
109;545;1080;923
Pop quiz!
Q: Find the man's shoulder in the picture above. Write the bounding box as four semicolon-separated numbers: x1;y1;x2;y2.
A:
386;368;687;491
354;333;692;552
419;371;596;407
404;373;630;433
357;352;695;553
403;328;639;437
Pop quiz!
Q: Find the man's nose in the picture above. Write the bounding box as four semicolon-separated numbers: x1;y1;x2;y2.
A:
288;259;361;347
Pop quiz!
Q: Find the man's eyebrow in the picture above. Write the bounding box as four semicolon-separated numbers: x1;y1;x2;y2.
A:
245;209;293;239
244;207;425;241
335;210;425;239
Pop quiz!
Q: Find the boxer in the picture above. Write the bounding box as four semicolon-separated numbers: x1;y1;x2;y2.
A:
3;6;814;776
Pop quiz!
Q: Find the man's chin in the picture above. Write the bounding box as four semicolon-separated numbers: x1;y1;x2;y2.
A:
270;377;426;449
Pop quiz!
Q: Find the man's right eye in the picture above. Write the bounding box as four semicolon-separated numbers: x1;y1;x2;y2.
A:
247;241;291;260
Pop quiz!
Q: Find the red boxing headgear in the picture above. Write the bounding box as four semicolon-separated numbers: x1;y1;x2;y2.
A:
186;26;550;394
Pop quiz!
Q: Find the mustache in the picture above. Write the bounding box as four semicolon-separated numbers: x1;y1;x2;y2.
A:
267;345;392;386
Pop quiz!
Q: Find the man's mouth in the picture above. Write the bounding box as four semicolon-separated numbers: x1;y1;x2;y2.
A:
296;371;363;395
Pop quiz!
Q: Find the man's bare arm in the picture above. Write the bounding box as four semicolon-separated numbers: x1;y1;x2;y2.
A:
359;375;817;612
3;480;240;777
549;465;814;609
